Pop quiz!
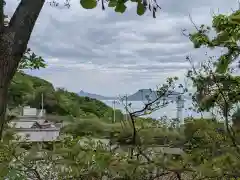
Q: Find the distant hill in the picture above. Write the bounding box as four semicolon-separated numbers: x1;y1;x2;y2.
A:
127;89;181;101
78;90;116;100
78;89;182;101
8;72;118;119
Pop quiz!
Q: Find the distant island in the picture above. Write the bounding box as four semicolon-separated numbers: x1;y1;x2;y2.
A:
78;90;116;100
78;89;182;101
125;89;181;101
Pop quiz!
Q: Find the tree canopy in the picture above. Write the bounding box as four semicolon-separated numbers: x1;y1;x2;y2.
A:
188;10;240;74
8;72;121;122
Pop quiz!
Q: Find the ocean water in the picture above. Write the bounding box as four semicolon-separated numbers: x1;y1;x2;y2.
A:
101;99;213;120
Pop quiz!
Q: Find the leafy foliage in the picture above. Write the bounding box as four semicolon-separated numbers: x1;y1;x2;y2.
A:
80;0;97;9
3;117;240;180
78;0;161;18
187;57;240;113
187;10;240;74
18;48;46;71
181;9;240;179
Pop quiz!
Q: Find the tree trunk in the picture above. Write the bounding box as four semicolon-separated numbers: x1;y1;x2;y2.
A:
0;0;4;33
0;84;8;140
0;38;15;139
0;46;17;140
0;0;45;139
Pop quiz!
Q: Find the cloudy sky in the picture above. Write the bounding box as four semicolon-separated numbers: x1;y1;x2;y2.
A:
5;0;239;96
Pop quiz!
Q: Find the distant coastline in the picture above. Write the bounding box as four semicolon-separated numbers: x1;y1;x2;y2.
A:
78;90;116;100
78;89;187;101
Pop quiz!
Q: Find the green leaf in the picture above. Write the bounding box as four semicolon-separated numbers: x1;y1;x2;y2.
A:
229;15;240;24
137;2;145;16
216;55;231;74
19;49;47;71
108;0;117;7
115;2;127;13
80;0;97;9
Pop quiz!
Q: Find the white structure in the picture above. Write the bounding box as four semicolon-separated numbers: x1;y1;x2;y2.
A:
176;94;184;125
22;106;37;116
9;106;61;142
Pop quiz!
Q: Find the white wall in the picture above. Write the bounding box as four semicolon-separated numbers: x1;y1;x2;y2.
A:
9;121;35;128
16;129;60;142
23;107;37;116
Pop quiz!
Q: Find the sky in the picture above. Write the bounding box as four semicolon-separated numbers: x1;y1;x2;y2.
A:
5;0;239;96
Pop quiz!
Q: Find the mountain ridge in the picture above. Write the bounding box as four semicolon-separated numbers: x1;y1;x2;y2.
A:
78;89;182;101
126;89;181;101
78;90;116;100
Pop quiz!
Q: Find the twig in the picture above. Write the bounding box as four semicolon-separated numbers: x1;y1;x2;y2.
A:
188;14;199;31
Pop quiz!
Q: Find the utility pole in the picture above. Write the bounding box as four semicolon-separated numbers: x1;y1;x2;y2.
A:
125;94;128;121
41;93;43;110
40;93;44;117
112;100;116;123
110;100;116;151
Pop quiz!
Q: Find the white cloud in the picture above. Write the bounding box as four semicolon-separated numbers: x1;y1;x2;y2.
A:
5;0;239;96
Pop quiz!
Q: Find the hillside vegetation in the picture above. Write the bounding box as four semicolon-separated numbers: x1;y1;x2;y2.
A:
8;72;123;122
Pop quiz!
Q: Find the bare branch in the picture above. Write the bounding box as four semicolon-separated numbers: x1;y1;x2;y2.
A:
188;14;199;32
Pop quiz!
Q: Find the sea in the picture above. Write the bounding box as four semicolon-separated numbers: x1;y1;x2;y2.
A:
101;99;214;120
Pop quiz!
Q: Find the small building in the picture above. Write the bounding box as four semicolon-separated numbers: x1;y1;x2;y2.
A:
9;106;61;142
